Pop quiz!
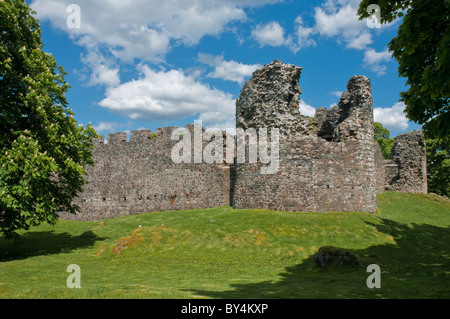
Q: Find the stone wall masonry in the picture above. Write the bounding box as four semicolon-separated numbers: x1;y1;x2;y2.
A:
235;59;314;137
233;60;378;213
386;130;427;193
60;60;427;221
374;142;385;194
59;124;231;221
384;159;399;190
232;136;376;212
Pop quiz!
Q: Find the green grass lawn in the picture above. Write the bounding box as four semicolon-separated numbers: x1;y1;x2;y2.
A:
1;192;449;299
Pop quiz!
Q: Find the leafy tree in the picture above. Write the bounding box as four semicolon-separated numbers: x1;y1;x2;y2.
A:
0;0;97;239
377;137;395;160
374;122;394;159
358;0;450;139
374;122;390;140
426;137;450;197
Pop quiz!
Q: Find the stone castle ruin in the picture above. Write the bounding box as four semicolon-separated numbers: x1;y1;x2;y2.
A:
60;60;427;221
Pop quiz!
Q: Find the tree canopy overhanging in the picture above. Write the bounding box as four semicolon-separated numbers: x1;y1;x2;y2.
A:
0;0;97;239
358;0;450;140
374;122;395;159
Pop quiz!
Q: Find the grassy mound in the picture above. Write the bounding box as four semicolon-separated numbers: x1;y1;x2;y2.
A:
1;192;449;299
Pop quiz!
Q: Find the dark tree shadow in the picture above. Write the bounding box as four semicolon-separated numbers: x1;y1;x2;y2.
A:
188;218;450;299
0;230;107;262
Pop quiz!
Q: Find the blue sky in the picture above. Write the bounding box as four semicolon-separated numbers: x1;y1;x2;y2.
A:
28;0;421;138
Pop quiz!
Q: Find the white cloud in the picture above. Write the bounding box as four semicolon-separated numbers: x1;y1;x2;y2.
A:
322;0;363;13
77;50;120;87
290;16;316;52
363;49;392;75
89;64;120;87
98;65;235;129
374;102;409;131
93;122;121;132
311;1;395;75
251;21;287;47
31;0;280;62
198;54;261;84
198;113;236;132
299;100;316;117
331;90;344;98
347;32;373;50
314;2;371;49
252;18;317;53
246;0;392;77
278;2;370;53
30;0;282;94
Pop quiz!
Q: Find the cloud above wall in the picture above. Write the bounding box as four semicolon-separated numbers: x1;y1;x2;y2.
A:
293;16;317;51
299;100;317;117
251;21;287;47
98;65;236;128
251;18;317;53
314;1;372;50
198;53;261;85
30;0;401;132
93;122;121;133
30;0;281;129
363;49;393;75
250;0;395;75
374;102;409;131
31;0;281;62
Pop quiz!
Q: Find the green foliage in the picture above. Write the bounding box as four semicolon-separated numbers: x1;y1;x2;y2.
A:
374;122;394;159
309;117;317;130
374;122;390;141
0;0;97;239
377;137;395;159
358;0;450;139
0;194;449;298
426;137;450;197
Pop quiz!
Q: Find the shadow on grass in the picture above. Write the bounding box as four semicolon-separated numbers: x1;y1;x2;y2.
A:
0;230;107;262
188;218;450;299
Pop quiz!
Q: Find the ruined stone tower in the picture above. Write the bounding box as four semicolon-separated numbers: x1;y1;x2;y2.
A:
384;130;428;193
233;60;377;213
61;60;427;221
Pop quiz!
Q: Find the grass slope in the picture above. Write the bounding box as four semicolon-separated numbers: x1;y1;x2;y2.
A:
0;192;449;299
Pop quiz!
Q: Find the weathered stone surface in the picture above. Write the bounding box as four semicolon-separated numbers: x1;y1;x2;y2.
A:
374;142;385;194
386;130;427;193
314;246;358;267
316;75;373;143
59;59;426;221
233;61;377;213
59;124;231;221
236;59;314;137
383;159;398;190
